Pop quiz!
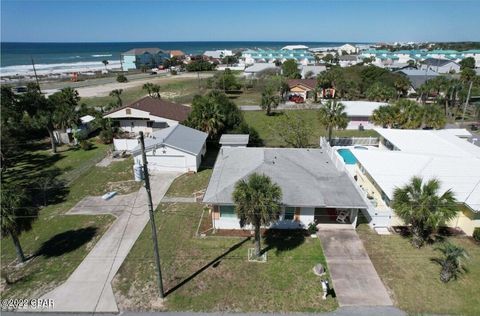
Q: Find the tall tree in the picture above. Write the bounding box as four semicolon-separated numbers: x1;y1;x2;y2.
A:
260;86;280;116
393;76;411;99
102;60;109;71
433;242;469;283
232;173;282;258
371;105;398;128
109;89;123;107
459;57;475;70
317;101;349;144
1;186;37;263
273;112;313;148
143;82;154;97
392;177;458;248
423;103;446;129
1;86;25;172
282;59;301;79
394;99;424;129
49;87;81;132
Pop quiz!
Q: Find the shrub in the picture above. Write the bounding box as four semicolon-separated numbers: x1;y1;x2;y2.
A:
170;69;178;75
79;140;93;150
307;222;318;235
116;74;128;83
473;227;480;242
99;129;114;144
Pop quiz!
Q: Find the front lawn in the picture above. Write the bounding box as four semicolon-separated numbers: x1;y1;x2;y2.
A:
357;224;480;316
165;169;213;197
113;203;336;312
243;110;378;147
1;142;140;298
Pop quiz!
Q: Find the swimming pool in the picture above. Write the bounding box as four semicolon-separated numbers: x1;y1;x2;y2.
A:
337;148;358;165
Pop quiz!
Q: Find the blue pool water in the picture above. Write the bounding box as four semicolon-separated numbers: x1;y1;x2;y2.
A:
337;149;358;165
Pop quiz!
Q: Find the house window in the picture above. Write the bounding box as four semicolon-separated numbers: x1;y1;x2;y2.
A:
112;121;120;127
219;205;236;218
126;108;131;115
284;207;295;220
131;121;135;127
147;121;154;128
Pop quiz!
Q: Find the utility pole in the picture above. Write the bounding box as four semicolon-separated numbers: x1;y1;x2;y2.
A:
31;57;40;90
139;131;165;299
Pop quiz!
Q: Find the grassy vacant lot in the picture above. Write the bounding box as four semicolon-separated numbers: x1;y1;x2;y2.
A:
81;77;208;109
357;224;480;316
0;141;140;298
243;110;378;147
113;202;336;312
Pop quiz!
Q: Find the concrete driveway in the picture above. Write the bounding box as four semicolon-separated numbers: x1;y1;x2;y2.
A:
36;172;181;313
317;229;392;307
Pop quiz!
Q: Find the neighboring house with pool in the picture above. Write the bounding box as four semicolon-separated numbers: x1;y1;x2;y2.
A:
329;128;480;236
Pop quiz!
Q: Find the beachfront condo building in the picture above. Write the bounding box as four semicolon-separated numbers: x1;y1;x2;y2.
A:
121;48;170;71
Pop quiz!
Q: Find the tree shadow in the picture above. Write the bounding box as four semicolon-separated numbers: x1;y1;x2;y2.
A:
263;229;307;255
31;226;97;258
164;237;250;297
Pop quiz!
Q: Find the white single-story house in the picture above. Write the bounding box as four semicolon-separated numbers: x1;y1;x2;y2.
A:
300;65;326;78
203;148;367;230
420;58;461;74
132;124;207;173
243;63;280;78
341;101;387;130
104;96;191;151
342;128;480;236
338;44;358;55
203;50;233;59
219;134;249;147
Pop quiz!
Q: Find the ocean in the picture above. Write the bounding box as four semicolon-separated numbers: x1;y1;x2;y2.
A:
0;41;360;77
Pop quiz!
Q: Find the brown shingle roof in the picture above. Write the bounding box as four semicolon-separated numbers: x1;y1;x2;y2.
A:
106;96;191;122
287;79;317;90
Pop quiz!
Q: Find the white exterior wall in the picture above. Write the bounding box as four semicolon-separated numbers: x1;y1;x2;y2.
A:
106;108;179;135
113;138;139;151
134;146;201;172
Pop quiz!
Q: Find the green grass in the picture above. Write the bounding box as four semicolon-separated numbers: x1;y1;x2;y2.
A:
165;169;213;197
357;224;480;316
81;78;207;108
243;110;379;147
1;142;141;298
113;203;337;312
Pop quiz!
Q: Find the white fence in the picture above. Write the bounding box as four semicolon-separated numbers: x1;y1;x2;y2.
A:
320;137;392;229
113;138;139;151
329;137;379;147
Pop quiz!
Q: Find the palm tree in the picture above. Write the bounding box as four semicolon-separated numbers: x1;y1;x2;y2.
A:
393;76;411;99
151;84;161;98
143;83;154;97
317;100;349;144
394;99;423;129
392;177;458;248
423;103;446;129
433;242;469;283
232;173;282;258
260;86;280;116
1;187;37;263
109;89;123;107
102;60;109;72
200;105;225;137
371;105;398;128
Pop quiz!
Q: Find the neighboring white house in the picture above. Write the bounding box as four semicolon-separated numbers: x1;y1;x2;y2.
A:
338;55;360;67
420;58;461;74
338;44;358;55
243;63;280;78
132;124;207;173
54;115;96;144
341;101;387;130
219;134;249;147
300;65;326;78
104;96;191;151
203;50;233;59
203;147;367;230
341;128;480;236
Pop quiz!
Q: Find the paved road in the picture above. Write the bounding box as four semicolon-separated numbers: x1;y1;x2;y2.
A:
5;306;406;316
317;229;393;307
240;103;321;111
34;172;181;313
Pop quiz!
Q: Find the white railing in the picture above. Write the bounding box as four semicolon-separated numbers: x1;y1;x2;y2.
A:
321;136;392;228
113;138;139;151
329;137;379;147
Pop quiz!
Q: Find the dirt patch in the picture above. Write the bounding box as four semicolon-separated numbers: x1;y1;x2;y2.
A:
106;180;141;195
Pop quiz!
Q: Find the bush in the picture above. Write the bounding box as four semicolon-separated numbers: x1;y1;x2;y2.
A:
79;140;93;150
170;69;178;75
473;227;480;242
99;129;114;144
307;222;318;235
116;74;128;83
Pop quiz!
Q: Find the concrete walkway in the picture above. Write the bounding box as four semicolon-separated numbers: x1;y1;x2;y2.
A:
36;172;181;313
317;229;393;307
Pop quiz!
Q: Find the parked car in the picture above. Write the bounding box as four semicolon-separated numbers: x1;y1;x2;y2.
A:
289;95;305;103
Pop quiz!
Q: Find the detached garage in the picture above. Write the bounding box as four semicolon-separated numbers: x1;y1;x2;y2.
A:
132;124;208;172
